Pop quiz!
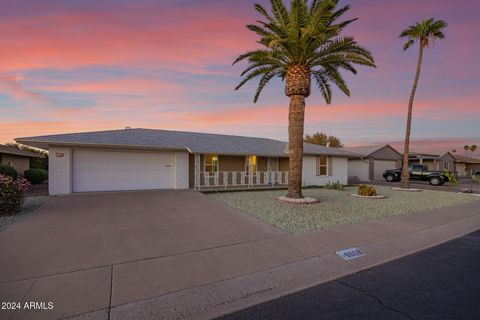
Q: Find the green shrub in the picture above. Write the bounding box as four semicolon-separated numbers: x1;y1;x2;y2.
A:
0;174;30;215
357;184;377;196
24;169;48;184
471;174;480;184
324;181;344;191
0;164;17;179
442;169;458;187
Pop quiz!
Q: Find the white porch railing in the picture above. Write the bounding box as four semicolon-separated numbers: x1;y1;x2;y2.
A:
199;171;288;189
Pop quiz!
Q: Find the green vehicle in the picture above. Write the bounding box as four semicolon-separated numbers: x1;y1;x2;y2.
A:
383;164;449;186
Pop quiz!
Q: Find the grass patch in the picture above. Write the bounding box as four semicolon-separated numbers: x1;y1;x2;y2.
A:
210;186;479;233
0;196;49;232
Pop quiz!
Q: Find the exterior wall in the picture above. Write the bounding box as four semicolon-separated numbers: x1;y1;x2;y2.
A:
439;153;456;173
49;147;72;195
218;155;245;171
302;156;348;186
174;151;189;189
279;158;289;171
257;156;268;171
467;163;480;175
348;159;370;181
370;146;402;160
0;154;30;175
455;162;468;177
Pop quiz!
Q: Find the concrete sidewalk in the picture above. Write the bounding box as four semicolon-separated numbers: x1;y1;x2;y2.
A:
109;200;479;320
1;194;479;320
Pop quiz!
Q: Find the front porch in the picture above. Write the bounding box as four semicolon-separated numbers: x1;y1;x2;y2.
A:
190;154;289;190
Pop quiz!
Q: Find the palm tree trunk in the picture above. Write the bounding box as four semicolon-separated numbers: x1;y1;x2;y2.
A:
401;44;424;189
287;94;305;199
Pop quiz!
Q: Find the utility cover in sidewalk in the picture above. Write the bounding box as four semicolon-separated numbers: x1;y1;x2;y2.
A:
336;248;365;260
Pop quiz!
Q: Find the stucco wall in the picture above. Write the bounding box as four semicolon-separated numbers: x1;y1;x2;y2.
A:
302;156;348;186
174;151;189;189
49;147;72;195
348;159;370;181
0;154;30;175
218;155;244;171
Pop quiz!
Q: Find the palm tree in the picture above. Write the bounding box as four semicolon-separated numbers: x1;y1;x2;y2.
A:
470;145;478;153
399;18;447;189
464;145;470;154
233;0;375;199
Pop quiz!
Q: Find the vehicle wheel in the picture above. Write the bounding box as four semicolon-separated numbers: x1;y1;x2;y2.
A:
429;177;441;186
385;174;396;182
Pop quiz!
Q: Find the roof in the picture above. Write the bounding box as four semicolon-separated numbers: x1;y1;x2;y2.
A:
0;144;41;158
449;153;480;164
344;144;401;158
409;152;440;158
15;128;358;158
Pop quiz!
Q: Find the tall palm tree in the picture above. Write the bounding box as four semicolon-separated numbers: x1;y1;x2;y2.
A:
470;145;478;153
233;0;375;199
464;145;471;154
399;18;447;189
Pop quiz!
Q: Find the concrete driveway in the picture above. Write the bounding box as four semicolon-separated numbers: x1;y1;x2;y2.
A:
0;190;326;320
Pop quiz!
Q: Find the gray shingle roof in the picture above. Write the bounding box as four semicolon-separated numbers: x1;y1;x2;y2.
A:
16;128;357;157
0;144;41;158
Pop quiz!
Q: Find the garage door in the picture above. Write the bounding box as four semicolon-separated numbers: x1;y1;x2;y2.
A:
373;160;398;180
73;149;174;192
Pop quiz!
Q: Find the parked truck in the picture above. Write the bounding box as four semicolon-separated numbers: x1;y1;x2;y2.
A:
383;164;450;186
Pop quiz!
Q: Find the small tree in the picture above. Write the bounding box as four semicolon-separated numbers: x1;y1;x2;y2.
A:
304;132;343;147
470;145;477;153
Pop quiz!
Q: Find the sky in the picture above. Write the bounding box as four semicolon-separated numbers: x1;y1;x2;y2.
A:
0;0;479;155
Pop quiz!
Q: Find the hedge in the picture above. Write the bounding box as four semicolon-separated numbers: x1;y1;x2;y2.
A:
24;169;48;185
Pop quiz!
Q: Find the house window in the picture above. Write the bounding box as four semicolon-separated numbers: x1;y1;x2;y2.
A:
245;155;257;175
204;155;218;174
316;156;328;176
443;162;449;171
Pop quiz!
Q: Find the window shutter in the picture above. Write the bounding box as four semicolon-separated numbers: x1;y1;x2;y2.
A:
328;157;333;176
315;156;320;176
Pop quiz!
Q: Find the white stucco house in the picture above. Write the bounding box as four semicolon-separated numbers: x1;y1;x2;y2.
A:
16;128;357;195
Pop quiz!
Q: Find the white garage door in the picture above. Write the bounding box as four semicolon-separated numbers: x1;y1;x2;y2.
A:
73;149;175;192
373;160;398;180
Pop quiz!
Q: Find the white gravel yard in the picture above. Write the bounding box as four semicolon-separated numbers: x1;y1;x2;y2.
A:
0;196;49;232
210;186;480;233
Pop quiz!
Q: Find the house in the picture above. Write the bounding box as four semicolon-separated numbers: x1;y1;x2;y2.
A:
345;144;402;181
408;152;440;170
15;128;357;195
0;144;41;175
439;152;480;177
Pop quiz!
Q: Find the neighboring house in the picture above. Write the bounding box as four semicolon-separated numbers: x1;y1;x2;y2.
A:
439;152;480;177
16;128;357;195
345;144;402;181
409;152;440;170
0;144;41;175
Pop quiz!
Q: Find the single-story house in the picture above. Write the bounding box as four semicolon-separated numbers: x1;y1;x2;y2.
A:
439;152;480;177
408;152;440;170
345;144;402;181
0;144;41;175
16;128;357;195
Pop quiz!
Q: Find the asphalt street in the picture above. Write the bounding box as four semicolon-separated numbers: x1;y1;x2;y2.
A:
218;230;480;320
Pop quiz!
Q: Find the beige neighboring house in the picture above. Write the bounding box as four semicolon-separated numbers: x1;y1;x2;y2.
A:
439;152;480;177
345;144;402;181
0;144;41;175
409;152;440;170
16;128;357;195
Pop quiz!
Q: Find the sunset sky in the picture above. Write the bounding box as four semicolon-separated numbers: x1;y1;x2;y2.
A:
1;0;479;154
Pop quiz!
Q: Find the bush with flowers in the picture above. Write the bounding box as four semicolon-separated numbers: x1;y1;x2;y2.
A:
0;174;30;215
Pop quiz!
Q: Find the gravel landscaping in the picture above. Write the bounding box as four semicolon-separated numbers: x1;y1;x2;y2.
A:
0;196;49;232
210;186;480;233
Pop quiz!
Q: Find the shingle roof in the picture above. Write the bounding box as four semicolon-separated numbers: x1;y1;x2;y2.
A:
16;128;358;157
344;144;400;157
0;144;41;158
451;154;480;164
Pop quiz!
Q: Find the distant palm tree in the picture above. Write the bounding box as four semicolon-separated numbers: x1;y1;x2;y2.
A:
233;0;375;199
470;145;478;153
399;18;447;189
452;149;457;153
464;145;470;154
